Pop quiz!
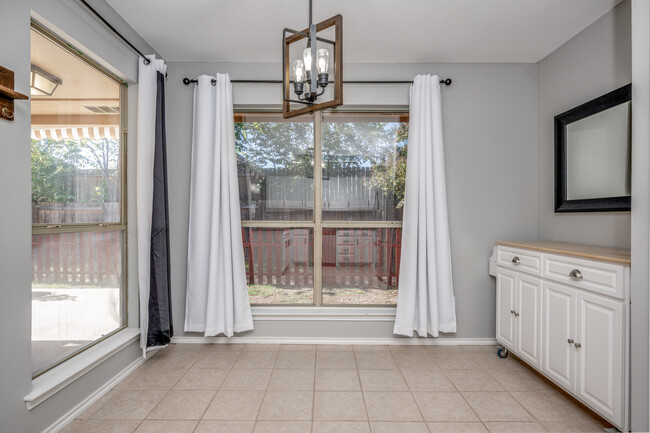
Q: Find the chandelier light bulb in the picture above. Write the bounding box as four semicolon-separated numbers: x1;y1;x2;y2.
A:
303;47;313;72
316;49;329;74
293;60;305;82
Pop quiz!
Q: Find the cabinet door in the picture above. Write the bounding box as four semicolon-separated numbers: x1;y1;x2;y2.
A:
496;268;517;350
542;281;576;391
516;274;542;368
576;292;623;424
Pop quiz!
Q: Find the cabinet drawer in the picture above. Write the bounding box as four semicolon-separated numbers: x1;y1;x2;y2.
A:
497;247;542;276
543;255;625;300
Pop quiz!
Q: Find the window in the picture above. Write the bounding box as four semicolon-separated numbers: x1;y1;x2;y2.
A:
236;112;407;306
30;24;127;377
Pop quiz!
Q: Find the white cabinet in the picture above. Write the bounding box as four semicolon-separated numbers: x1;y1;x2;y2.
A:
494;244;629;431
495;268;541;368
542;281;576;391
576;291;623;423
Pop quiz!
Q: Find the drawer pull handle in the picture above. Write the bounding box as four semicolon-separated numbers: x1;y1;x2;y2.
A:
513;311;519;317
569;269;583;280
511;256;521;265
567;339;574;344
574;342;582;348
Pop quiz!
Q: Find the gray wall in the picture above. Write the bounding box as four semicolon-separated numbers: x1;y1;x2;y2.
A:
0;1;155;432
537;0;632;249
166;61;538;340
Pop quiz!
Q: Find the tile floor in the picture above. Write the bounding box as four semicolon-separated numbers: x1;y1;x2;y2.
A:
62;344;611;433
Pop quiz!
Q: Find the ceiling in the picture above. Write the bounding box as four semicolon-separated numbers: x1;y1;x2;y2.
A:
106;0;621;64
31;29;120;123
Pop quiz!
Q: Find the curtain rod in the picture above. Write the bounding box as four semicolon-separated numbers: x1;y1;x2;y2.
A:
77;0;153;65
182;78;453;86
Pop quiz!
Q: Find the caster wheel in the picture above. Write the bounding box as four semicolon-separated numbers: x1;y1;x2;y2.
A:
497;347;509;359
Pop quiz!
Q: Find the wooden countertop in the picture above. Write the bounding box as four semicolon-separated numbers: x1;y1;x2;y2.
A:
496;241;631;265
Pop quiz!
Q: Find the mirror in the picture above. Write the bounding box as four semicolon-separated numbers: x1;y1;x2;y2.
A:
555;84;631;212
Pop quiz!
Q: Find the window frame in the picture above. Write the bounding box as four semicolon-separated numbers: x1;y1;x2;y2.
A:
30;22;129;379
236;108;408;307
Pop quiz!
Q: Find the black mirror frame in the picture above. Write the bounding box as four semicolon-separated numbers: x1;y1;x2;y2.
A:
554;83;632;213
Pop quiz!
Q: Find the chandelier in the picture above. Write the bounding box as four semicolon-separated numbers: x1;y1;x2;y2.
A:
282;0;342;118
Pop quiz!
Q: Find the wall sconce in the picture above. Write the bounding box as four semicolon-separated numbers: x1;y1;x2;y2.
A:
30;65;62;96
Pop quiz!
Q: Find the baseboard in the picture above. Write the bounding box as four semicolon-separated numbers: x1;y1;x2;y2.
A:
42;356;145;433
171;336;498;346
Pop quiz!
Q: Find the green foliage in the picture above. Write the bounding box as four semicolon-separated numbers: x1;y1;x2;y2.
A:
31;139;81;204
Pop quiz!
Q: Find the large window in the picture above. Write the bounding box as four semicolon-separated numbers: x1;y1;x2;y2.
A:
237;112;407;306
30;25;127;376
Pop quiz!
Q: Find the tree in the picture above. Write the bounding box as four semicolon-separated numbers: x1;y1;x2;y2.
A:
31;139;82;204
366;122;409;208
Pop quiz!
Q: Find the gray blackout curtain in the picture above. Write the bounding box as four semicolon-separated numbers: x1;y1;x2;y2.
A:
137;56;172;354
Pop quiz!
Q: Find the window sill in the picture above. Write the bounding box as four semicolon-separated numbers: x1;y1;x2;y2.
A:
251;306;397;321
25;328;140;410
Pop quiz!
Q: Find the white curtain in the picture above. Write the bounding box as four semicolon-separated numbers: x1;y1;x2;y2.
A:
184;74;254;336
393;74;457;338
136;55;168;355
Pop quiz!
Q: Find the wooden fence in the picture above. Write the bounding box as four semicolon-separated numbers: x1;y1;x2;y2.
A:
242;227;401;289
32;231;122;286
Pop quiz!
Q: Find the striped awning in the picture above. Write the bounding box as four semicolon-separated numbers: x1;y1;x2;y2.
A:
31;126;121;141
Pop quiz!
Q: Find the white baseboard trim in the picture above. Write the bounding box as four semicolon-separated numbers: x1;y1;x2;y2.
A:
42;356;145;433
171;336;498;346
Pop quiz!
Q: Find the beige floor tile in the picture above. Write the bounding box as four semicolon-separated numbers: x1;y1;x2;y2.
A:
194;420;255;433
401;369;455;392
462;391;533;422
510;391;592;422
370;421;431;432
174;368;228;390
313;421;371;433
392;352;438;369
425;345;466;354
314;391;368;421
123;368;186;390
280;344;316;351
430;353;480;370
445;369;504;392
364;391;423;421
268;369;315;390
91;390;166;420
134;420;198;433
60;420;82;433
242;344;281;352
541;421;609;432
317;344;354;351
484;421;546;432
467;351;524;370
412;392;478;422
274;351;316;369
461;346;498;353
194;351;240;369
253;421;312;433
355;352;397;369
147;390;215;420
200;344;245;353
486;368;548;392
389;346;428;353
203;390;265;420
317;351;357;369
316;369;361;391
221;369;272;390
427;422;489;432
353;345;390;352
146;347;199;369
72;420;141;433
234;351;278;369
77;390;119;419
257;390;313;420
358;370;408;391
